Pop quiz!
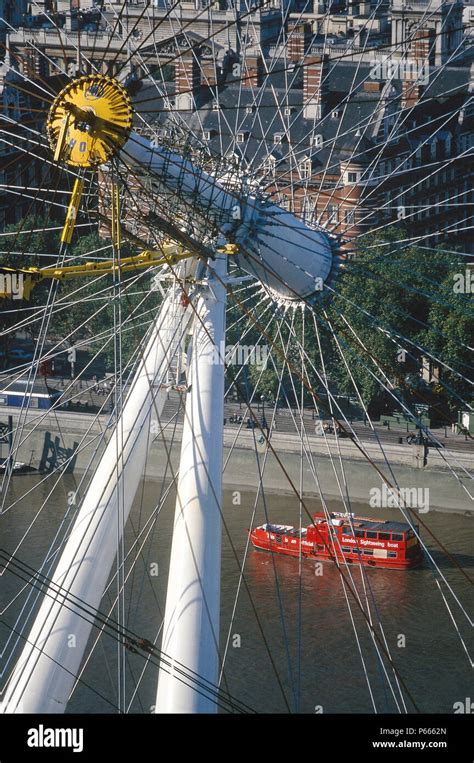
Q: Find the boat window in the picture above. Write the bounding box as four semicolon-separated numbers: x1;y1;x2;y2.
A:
363;550;373;556
392;533;403;541
388;551;397;558
353;548;361;554
276;536;282;543
342;547;352;553
366;531;377;538
379;532;390;541
355;529;365;538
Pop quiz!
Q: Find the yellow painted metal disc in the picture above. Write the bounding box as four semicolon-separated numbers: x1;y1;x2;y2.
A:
47;75;133;168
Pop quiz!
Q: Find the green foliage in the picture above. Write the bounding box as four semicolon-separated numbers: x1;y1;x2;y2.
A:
0;220;162;374
227;228;473;420
1;216;472;418
326;228;473;417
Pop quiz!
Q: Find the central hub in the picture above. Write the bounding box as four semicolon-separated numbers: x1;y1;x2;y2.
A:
47;75;133;167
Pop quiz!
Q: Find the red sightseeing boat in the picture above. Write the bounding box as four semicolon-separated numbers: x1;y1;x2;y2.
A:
249;512;423;570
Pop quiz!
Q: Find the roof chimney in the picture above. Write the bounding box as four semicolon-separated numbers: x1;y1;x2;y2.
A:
411;28;431;66
363;80;384;93
303;55;329;120
287;22;311;63
401;79;425;109
175;49;202;111
242;55;264;89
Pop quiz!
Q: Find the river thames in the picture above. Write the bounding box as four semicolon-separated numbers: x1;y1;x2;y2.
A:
1;475;472;714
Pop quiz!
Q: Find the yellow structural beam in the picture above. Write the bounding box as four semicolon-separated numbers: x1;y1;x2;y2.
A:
61;178;85;245
111;181;121;250
0;242;239;300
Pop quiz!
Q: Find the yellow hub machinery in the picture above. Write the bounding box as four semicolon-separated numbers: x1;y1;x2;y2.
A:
47;75;133;167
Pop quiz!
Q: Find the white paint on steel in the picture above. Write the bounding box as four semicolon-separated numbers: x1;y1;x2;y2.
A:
124;133;333;301
1;283;190;714
155;253;227;713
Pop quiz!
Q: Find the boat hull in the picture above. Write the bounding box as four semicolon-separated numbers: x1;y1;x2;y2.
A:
249;526;423;570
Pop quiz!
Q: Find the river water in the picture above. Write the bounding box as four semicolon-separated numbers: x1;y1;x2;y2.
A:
0;474;472;714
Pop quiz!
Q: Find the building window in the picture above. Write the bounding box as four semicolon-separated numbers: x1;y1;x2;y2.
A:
328;204;338;223
312;134;323;148
300;159;312;180
347;172;358;183
274;133;284;144
263;156;276;176
345;209;355;224
302;195;316;222
236;131;249;143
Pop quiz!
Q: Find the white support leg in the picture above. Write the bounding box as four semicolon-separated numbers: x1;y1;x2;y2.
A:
155;253;227;713
1;282;189;714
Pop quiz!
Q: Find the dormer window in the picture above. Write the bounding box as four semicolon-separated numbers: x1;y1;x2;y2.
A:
283;106;293;116
202;130;212;141
212;101;220;111
331;109;341;119
263;155;276;175
236;131;249;143
345;170;360;184
246;104;256;114
300;158;312;180
312;134;323;147
274;133;285;144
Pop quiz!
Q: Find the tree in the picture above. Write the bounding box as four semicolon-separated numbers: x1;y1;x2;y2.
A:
326;227;473;419
0;220;162;375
